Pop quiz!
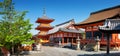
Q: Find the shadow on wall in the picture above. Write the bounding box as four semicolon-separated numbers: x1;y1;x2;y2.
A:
77;52;120;56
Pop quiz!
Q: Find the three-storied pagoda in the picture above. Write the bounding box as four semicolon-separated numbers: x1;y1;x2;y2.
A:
36;8;54;43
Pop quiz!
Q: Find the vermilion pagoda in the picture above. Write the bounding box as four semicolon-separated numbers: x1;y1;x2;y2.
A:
36;8;54;43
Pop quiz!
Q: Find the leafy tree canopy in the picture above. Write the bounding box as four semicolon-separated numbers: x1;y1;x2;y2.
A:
0;0;34;49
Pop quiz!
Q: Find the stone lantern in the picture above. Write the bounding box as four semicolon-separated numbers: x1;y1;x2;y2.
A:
95;36;100;51
59;40;62;47
76;36;80;50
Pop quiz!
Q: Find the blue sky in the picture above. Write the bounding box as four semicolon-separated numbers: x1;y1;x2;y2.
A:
2;0;120;35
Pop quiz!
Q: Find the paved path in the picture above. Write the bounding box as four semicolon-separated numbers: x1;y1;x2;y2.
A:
23;46;120;56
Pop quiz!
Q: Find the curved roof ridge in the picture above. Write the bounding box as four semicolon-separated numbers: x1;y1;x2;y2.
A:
55;19;74;27
47;19;74;34
91;5;120;15
75;5;120;25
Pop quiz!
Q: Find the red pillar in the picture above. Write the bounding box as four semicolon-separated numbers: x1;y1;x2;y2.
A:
72;33;73;44
92;27;94;39
67;33;69;43
72;38;73;45
76;34;77;44
62;33;64;45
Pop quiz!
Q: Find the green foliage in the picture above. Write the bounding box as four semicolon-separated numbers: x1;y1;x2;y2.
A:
21;40;34;45
0;0;34;50
0;44;3;47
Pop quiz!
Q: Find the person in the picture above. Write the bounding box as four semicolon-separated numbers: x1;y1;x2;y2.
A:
36;43;41;51
1;47;10;56
32;43;36;51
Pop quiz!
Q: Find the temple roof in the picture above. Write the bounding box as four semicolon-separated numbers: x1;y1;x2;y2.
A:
47;19;75;34
75;5;120;25
55;19;74;27
59;28;84;33
99;19;120;32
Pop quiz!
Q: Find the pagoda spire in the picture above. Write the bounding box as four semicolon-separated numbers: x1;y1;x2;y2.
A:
43;8;46;16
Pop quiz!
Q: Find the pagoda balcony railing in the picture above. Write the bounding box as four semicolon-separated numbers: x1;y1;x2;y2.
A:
38;34;48;37
37;26;53;28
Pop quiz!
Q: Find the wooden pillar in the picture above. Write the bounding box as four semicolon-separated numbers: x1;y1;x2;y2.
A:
62;33;64;45
67;37;69;43
107;33;110;55
92;27;94;39
62;38;64;45
71;33;73;44
75;33;77;44
72;38;73;44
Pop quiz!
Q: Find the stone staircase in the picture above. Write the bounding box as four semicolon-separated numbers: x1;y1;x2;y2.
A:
85;43;96;51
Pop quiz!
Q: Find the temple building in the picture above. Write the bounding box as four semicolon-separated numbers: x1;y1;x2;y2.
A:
99;19;120;52
47;19;84;46
35;8;84;45
35;8;54;43
74;5;120;49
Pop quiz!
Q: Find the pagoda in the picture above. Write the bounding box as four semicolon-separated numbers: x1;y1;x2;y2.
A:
36;8;54;43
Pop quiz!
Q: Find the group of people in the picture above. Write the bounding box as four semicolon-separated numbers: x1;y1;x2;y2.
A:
0;43;41;56
32;43;41;51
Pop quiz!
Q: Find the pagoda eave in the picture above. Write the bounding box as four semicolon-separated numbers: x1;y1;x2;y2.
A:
36;27;53;30
36;18;54;23
37;35;49;38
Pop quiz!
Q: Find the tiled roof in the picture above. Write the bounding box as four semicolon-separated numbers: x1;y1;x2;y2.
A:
47;19;75;34
55;19;74;27
36;15;54;23
39;15;54;20
59;28;85;33
99;19;120;31
75;5;120;25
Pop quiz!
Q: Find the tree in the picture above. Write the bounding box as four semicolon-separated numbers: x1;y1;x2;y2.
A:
0;0;34;55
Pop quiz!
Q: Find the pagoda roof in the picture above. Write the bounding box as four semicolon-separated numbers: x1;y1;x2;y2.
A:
32;34;38;40
75;5;120;25
36;15;54;23
41;15;52;19
37;35;48;38
47;19;75;34
99;19;120;33
35;26;53;30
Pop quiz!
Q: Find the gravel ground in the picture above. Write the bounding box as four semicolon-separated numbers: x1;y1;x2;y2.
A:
19;46;120;56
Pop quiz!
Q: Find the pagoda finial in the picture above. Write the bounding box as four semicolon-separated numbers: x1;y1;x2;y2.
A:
43;8;46;16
